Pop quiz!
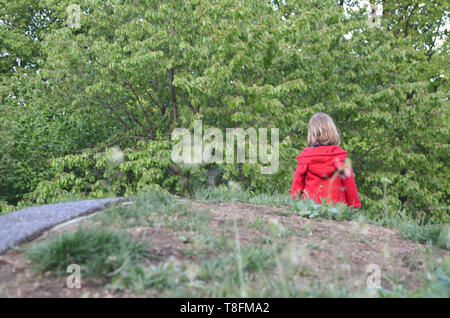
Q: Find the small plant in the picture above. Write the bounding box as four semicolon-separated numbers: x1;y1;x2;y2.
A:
26;227;147;281
0;200;15;215
109;258;187;294
192;184;250;202
290;198;358;221
396;223;450;251
98;187;185;227
248;193;293;206
377;256;450;297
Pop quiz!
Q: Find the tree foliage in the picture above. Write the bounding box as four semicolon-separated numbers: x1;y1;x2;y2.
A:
1;0;448;223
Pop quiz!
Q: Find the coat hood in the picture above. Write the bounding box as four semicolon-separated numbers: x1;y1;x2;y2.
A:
296;145;348;179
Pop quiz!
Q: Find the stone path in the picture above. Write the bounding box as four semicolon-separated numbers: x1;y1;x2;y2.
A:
0;198;126;254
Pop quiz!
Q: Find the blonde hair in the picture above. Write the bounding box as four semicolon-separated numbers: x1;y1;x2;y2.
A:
307;112;340;147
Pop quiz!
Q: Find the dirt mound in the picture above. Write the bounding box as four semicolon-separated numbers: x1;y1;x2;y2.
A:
0;200;448;297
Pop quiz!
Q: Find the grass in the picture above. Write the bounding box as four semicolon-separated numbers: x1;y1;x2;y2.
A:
95;189;187;228
192;186;450;251
26;227;147;281
20;187;450;297
192;184;251;203
395;223;450;251
194;185;359;220
377;257;450;297
363;215;450;251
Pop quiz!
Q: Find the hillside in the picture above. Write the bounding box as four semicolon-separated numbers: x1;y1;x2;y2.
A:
0;191;448;297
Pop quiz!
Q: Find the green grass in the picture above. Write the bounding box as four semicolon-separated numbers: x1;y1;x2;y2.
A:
109;260;187;294
191;186;450;251
377;257;450;298
96;189;186;228
26;227;147;281
193;186;359;220
103;238;283;297
192;185;251;202
248;193;294;207
395;223;450;251
22;187;450;297
363;215;450;251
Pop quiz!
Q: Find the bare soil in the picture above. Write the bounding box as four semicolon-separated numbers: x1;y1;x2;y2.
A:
0;200;448;297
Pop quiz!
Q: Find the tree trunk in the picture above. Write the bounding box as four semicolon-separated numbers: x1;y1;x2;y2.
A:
169;68;178;126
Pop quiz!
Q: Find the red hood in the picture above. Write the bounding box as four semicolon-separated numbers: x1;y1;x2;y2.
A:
296;145;348;178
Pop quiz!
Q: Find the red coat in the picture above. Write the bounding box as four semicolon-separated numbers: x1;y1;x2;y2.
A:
290;145;361;208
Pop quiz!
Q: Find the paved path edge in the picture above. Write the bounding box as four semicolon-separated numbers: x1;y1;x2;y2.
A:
0;197;129;254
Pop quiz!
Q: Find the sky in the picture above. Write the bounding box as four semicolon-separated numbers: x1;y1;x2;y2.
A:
343;0;449;48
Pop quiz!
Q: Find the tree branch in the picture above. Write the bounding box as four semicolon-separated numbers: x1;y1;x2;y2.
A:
93;58;156;137
169;68;178;126
353;135;397;163
60;135;151;154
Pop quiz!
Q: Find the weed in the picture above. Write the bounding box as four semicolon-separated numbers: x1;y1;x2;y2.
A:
26;227;147;281
192;185;250;202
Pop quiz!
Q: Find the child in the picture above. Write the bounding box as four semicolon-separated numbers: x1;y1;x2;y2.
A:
291;112;361;208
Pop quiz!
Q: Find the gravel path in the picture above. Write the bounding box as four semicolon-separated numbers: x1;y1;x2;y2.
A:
0;198;126;254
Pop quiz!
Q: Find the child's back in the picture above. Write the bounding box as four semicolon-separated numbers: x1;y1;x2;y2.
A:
290;112;361;208
291;144;361;208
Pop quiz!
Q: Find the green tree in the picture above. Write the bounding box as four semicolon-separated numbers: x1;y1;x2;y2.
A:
1;0;448;223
